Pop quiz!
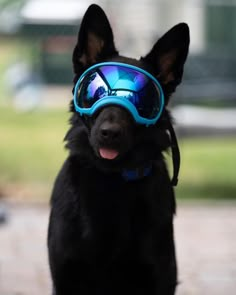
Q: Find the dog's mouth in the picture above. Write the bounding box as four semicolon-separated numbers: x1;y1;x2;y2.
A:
99;147;120;160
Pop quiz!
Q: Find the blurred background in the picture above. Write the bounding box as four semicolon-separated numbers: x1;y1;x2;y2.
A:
0;0;236;294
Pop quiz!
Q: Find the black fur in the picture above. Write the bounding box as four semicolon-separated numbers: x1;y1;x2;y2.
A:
48;4;190;295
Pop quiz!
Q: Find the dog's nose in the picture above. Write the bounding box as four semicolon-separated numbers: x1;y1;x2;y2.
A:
99;122;122;141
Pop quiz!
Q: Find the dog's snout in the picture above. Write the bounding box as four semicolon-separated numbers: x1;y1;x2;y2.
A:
100;122;122;141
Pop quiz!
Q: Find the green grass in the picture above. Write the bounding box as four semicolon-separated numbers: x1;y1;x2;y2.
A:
0;106;236;201
176;138;236;200
0;106;69;201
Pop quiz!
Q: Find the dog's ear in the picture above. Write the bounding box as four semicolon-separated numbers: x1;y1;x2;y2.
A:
72;4;118;80
142;23;190;103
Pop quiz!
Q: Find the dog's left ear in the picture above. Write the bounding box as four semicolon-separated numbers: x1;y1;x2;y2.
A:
142;23;190;103
73;4;118;81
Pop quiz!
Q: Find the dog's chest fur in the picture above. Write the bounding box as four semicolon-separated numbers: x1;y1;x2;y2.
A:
50;155;176;294
54;155;175;246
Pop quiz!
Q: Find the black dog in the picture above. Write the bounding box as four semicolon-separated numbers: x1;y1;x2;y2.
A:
48;4;189;295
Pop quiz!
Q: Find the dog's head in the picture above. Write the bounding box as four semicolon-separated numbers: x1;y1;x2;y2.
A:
66;4;190;173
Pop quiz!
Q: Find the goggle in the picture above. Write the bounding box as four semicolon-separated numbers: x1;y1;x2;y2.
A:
73;62;164;126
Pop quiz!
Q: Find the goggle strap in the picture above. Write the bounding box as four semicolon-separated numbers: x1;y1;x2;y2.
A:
167;121;180;187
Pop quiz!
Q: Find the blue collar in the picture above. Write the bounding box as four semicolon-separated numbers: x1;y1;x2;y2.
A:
121;165;152;181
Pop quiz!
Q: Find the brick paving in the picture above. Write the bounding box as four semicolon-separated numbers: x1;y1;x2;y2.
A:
0;202;236;295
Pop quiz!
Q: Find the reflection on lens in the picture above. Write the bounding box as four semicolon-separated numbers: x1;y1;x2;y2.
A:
78;72;109;108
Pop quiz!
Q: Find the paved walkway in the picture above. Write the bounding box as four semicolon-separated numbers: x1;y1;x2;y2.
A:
0;202;235;295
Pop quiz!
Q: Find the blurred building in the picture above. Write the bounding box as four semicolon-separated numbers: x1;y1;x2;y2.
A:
106;0;205;57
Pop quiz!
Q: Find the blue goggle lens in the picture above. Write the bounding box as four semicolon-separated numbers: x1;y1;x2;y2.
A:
74;63;164;123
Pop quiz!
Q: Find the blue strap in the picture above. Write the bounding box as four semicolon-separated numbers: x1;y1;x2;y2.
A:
122;166;152;181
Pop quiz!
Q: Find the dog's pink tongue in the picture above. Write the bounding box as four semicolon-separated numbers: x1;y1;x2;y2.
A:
99;148;119;160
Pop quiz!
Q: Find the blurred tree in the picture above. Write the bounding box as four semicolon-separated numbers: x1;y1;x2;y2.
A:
0;0;26;7
206;2;236;54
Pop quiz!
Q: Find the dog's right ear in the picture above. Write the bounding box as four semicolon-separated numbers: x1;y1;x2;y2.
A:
72;4;118;81
142;23;190;103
